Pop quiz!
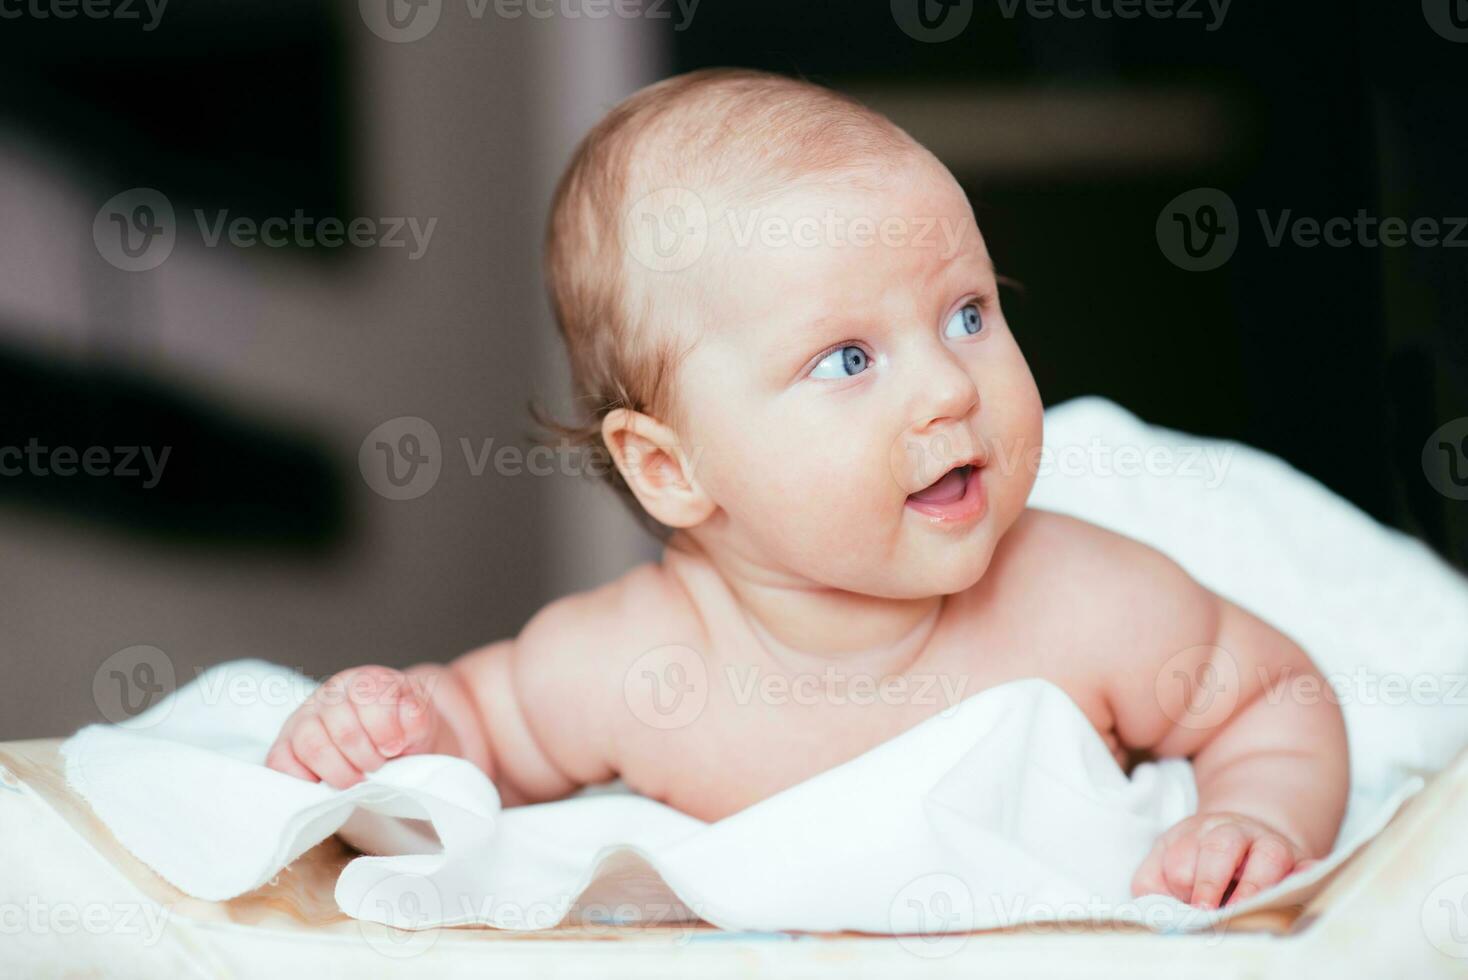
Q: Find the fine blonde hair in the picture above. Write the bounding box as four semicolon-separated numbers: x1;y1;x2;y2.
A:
532;67;917;538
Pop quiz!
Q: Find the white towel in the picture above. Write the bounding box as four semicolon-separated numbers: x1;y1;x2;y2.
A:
59;662;1413;935
61;396;1464;934
1030;397;1468;826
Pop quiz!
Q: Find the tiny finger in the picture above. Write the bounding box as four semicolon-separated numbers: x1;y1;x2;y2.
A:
351;675;407;758
1190;824;1250;909
1131;846;1170;898
396;681;437;753
320;703;387;775
293;716;363;789
1227;836;1295;906
1162;834;1201;902
265;738;319;782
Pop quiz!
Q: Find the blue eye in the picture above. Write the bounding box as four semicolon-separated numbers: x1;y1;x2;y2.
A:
811;344;871;379
944;303;983;338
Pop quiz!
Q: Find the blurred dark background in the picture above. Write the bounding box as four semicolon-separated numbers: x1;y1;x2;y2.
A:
1;0;1464;737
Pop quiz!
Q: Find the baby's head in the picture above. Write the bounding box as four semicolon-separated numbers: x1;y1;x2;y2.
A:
541;68;1043;598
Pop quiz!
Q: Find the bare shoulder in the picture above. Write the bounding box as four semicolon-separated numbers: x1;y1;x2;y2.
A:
515;559;705;684
445;558;703;797
974;508;1222;677
512;556;707;732
998;507;1154;564
996;508;1217;613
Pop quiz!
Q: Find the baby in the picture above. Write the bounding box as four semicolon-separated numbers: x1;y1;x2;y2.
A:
267;68;1348;911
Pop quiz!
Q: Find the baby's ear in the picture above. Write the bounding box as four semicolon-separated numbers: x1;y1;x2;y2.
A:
600;409;716;529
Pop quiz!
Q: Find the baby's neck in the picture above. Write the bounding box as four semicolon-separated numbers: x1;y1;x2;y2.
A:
664;530;945;674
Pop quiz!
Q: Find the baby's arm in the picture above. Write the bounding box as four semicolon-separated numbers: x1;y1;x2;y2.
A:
1094;535;1349;908
265;588;621;805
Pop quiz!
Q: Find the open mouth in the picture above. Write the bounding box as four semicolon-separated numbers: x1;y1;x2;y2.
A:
908;464;974;504
905;463;986;522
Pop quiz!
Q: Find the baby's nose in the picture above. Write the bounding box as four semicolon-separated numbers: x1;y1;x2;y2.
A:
911;354;980;430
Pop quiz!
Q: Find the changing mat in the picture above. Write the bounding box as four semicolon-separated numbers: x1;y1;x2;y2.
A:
59;396;1467;935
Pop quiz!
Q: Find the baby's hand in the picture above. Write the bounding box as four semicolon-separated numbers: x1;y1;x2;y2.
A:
1131;812;1317;908
265;666;438;788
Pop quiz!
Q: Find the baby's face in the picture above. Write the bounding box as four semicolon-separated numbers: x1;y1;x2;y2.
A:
671;151;1043;598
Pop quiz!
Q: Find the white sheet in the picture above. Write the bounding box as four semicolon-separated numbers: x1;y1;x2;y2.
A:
59;660;1415;935
61;396;1466;935
1030;397;1468;828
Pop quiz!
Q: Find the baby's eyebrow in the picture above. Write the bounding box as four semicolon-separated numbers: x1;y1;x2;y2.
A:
783;312;868;350
925;242;988;285
757;312;865;374
760;246;993;355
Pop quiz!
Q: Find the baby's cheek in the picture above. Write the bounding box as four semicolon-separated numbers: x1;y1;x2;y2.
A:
985;376;1044;508
773;469;898;573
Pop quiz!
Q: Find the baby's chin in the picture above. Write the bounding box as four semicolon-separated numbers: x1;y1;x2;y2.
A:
902;535;1001;597
796;527;1002;600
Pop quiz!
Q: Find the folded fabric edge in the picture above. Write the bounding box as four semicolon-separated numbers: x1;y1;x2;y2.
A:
61;726;355;902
